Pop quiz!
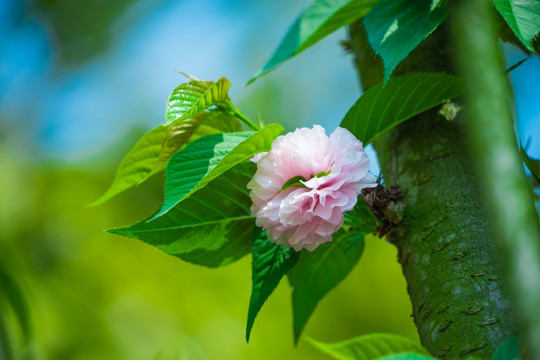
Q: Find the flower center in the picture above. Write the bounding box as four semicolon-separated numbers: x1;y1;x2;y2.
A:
280;164;333;192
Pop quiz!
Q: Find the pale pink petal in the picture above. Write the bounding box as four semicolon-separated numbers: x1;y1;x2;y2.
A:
250;152;268;163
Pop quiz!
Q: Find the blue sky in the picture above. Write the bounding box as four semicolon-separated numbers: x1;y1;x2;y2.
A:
0;0;538;173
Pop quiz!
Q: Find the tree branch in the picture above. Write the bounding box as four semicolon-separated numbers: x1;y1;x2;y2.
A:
451;0;540;357
348;20;517;358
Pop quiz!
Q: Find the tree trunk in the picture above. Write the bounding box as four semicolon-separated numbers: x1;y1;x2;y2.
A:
348;22;517;358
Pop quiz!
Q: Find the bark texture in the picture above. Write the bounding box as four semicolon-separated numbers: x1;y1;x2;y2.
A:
452;0;540;358
348;22;517;358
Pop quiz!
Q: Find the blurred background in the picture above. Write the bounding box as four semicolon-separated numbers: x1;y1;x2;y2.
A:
0;0;538;359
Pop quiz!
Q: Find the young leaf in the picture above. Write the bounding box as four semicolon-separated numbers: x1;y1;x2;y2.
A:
341;73;463;145
492;0;540;52
363;0;448;82
90;110;242;206
165;77;231;124
151;110;243;174
156;124;284;218
491;336;521;360
288;229;365;342
195;108;243;136
307;333;430;360
280;175;309;192
246;229;300;342
107;162;256;267
90;124;169;206
248;0;378;85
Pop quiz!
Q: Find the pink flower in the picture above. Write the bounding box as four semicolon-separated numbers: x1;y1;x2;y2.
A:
247;125;376;251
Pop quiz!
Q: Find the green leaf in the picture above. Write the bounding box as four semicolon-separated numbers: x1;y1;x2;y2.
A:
521;148;540;184
165;77;231;124
152;110;243;175
491;336;521;360
246;228;300;342
248;0;378;84
288;230;365;342
379;354;435;360
90;124;169;206
343;197;377;233
280;168;334;192
195;109;243;135
156;124;284;218
341;73;463;144
157;132;252;216
281;175;309;192
363;0;448;82
90;110;242;206
175;218;253;268
107;162;256;267
0;269;30;344
492;0;540;52
307;333;430;360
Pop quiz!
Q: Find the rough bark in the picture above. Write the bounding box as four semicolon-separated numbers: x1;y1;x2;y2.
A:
348;22;517;358
452;0;540;358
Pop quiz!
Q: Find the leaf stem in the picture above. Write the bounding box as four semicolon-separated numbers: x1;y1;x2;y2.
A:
227;103;260;131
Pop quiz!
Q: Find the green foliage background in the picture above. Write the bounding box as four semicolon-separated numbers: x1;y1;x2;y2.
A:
0;138;417;359
2;0;538;358
10;0;540;358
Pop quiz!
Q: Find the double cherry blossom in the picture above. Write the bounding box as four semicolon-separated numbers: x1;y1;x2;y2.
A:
248;125;376;251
